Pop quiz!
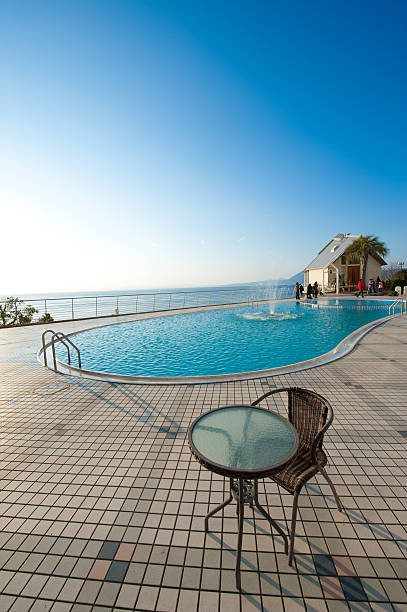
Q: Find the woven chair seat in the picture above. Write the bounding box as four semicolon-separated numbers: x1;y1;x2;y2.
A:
270;448;327;494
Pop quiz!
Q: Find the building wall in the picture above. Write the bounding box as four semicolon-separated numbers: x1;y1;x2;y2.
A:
365;259;383;281
305;254;384;291
307;268;324;287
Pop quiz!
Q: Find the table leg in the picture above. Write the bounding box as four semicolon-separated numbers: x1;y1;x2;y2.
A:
235;478;245;590
204;477;234;532
253;480;288;554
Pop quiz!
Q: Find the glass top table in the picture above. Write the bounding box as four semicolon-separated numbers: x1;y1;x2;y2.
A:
188;404;299;590
189;404;298;478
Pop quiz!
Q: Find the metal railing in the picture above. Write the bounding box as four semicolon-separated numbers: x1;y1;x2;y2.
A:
1;285;295;327
42;329;82;372
300;301;395;311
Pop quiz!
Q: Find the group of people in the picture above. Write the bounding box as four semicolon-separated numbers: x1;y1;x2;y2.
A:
368;278;383;294
296;277;384;300
356;277;383;298
295;281;319;300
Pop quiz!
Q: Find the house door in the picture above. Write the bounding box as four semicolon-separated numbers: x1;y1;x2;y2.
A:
347;265;360;289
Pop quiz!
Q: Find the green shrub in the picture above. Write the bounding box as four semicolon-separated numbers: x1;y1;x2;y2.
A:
38;313;54;324
17;305;38;325
0;297;38;327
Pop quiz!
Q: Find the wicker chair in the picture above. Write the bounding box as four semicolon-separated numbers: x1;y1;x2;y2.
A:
251;387;342;565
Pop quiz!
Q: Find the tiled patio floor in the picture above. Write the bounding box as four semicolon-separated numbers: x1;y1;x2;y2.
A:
0;314;406;611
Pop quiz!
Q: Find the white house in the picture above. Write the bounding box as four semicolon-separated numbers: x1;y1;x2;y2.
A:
304;233;387;293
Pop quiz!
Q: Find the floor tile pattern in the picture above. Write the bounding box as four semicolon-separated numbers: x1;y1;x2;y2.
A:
0;314;406;611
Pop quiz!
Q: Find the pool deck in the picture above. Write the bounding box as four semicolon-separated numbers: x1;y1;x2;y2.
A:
0;311;406;611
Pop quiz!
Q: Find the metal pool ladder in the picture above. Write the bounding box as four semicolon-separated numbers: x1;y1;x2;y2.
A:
388;299;406;316
41;329;82;372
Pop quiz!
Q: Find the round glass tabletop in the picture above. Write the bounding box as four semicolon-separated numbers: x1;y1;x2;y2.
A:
189;405;298;477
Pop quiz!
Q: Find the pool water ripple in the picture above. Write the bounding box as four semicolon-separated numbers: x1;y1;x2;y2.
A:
56;300;393;377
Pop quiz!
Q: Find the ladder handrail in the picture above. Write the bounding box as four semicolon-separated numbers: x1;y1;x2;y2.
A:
389;300;401;316
42;329;81;372
41;329;57;367
52;332;82;371
51;333;73;371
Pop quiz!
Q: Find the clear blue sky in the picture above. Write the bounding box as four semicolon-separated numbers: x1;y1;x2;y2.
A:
1;0;406;293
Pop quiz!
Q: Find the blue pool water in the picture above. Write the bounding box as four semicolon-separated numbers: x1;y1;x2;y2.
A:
57;300;394;377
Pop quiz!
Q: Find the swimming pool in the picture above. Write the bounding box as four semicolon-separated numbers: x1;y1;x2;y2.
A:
54;299;396;380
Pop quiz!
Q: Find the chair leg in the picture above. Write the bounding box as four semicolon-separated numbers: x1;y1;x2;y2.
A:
318;466;342;512
288;491;299;566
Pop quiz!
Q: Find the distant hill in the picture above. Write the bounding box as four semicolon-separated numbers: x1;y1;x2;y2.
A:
258;271;303;286
282;270;304;284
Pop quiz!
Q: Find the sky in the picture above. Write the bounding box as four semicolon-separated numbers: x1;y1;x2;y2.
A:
1;0;406;294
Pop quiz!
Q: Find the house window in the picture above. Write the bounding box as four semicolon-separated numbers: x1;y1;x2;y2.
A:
341;255;346;265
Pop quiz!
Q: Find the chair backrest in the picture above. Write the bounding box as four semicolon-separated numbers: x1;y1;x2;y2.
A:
287;388;330;453
251;386;334;457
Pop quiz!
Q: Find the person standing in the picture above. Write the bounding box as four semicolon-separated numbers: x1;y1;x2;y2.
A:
356;278;365;298
306;283;313;299
295;282;300;300
367;279;374;295
313;281;319;298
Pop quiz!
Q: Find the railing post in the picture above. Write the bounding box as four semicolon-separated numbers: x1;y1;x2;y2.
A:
136;295;138;313
95;296;98;317
168;294;172;310
44;299;47;314
153;295;156;311
183;294;186;308
71;298;74;320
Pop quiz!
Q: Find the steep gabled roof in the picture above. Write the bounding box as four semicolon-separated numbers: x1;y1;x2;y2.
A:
370;251;387;266
305;234;360;270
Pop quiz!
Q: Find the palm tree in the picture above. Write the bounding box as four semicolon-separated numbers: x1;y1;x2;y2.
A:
344;235;388;283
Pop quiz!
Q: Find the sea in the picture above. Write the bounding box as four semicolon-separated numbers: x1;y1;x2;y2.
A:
2;282;295;324
16;283;258;301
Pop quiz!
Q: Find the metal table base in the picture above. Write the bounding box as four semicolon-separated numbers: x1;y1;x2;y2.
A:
204;477;288;590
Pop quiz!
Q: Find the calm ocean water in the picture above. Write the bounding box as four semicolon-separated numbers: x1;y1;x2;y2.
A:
17;283;259;301
4;282;295;324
